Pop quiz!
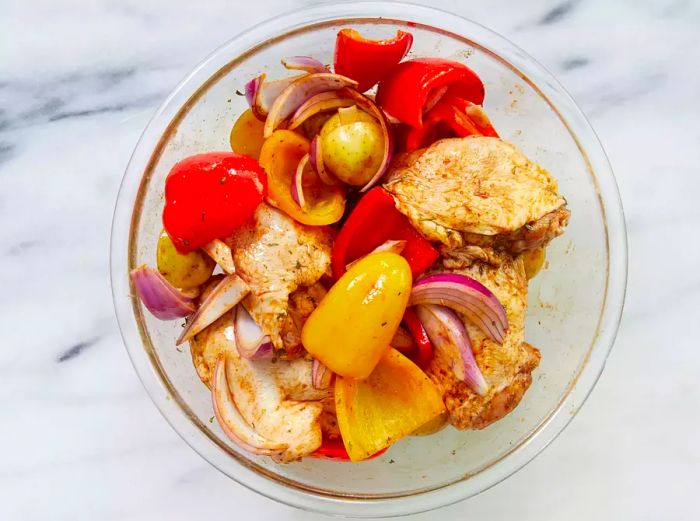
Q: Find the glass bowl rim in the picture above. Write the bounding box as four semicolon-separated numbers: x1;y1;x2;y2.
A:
110;1;628;517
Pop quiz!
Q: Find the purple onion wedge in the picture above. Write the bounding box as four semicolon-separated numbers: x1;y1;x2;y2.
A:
410;273;508;344
414;304;488;395
130;265;195;320
176;274;250;345
281;56;328;73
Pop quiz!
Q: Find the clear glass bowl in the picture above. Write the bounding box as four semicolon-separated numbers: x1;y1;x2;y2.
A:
110;2;627;517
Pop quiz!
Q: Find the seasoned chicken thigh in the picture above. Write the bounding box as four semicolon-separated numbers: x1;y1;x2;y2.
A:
384;136;569;252
425;247;541;429
191;313;327;461
227;204;333;353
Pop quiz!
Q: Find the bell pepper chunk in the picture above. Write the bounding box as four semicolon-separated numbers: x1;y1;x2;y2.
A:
401;95;499;152
334;29;413;93
259;130;345;225
331;187;438;279
311;438;387;460
402;307;434;369
376;58;485;128
335;348;446;462
302;252;412;379
163;153;267;253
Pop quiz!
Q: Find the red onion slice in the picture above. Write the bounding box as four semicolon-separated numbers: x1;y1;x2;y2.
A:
281;56;328;73
390;325;415;352
176;274;250;345
202;239;235;274
291;153;310;208
130;265;195;320
410;273;508;344
244;75;262;113
263;72;358;138
252;342;274;360
212;357;288;455
309;135;340;186
245;73;306;120
414;304;488;395
288;91;355;130
234;305;271;359
311;359;333;390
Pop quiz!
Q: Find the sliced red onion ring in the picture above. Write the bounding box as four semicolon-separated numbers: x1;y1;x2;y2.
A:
263;72;358;138
212;357;288;455
340;89;394;192
288;90;355;130
414;304;488;395
309;135;339;186
202;239;235;274
281;56;328;73
176;274;250;345
390;325;415;352
311;359;333;390
245;73;306;120
244;75;262;113
382;109;402;125
291;153;310;208
410;273;508;344
234;305;272;359
346;239;407;270
130;265;195;320
252;342;274;360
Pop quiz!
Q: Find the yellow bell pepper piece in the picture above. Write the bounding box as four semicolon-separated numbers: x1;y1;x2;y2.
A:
229;108;265;159
301;252;411;379
259;130;345;226
335;348;446;461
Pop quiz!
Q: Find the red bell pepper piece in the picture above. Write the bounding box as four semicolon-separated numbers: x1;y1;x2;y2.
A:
311;438;388;460
331;187;438;279
401;95;499;152
163;153;266;253
402;307;434;369
445;95;499;137
334;29;413;93
376;58;485;128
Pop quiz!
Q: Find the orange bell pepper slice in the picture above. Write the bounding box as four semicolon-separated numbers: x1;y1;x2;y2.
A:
335;348;446;461
259;130;345;226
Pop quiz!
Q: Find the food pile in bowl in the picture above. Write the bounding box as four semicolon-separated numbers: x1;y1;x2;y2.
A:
130;28;570;463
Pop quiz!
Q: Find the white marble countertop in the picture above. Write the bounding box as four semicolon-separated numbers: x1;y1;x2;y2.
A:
2;0;699;519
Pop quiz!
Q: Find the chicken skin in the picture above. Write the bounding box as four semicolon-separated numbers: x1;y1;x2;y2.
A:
384;136;569;253
226;204;333;354
425;247;541;429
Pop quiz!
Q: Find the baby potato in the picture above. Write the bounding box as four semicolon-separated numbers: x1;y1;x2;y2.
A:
157;230;215;289
319;105;377;139
321;120;384;186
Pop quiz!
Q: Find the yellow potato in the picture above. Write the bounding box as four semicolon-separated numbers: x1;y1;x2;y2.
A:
319;105;376;139
156;231;215;289
321;120;384;186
